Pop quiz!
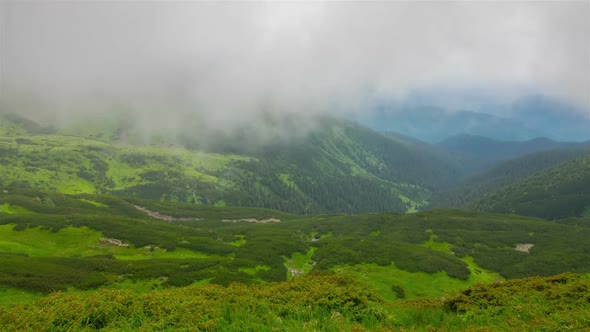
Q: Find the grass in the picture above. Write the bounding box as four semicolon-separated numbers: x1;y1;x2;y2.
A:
1;189;590;328
0;224;223;261
0;273;385;331
285;247;317;280
338;263;458;301
0;203;33;214
228;234;246;247
114;247;220;260
337;254;503;302
1;273;588;331
77;199;109;208
0;225;103;257
96;278;167;293
421;229;502;284
239;265;271;276
0;288;44;307
0;134;247;198
421;229;453;253
338;230;503;301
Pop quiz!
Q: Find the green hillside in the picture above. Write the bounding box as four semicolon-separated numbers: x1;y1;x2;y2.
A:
471;154;590;219
437;134;587;172
0;112;461;214
2;112;590;330
1;189;590;299
431;147;590;210
0;189;589;330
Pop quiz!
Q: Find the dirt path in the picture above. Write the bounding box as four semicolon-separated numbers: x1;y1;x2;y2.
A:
221;218;280;224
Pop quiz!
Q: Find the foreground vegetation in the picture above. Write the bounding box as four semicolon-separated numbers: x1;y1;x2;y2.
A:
0;272;588;331
1;188;590;302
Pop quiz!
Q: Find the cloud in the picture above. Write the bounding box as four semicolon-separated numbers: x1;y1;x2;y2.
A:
1;1;588;131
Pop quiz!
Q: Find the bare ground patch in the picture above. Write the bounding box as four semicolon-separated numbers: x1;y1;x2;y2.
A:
133;205;203;221
514;243;534;253
222;218;280;224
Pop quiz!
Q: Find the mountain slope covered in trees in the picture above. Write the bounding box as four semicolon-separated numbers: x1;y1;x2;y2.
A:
0;112;462;214
2;110;589;218
437;134;589;172
471;154;590;219
430;147;590;210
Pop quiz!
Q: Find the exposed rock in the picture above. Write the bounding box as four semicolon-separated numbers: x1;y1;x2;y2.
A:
288;268;305;277
100;237;129;247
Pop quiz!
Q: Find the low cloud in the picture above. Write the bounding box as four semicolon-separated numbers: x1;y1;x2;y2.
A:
1;1;588;136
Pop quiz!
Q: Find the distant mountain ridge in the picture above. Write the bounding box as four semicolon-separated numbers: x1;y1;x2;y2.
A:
437;134;590;172
358;94;590;143
430;147;590;212
2;109;589;217
365;106;534;142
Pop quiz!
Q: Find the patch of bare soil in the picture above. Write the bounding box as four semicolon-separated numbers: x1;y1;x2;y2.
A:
133;205;203;221
514;243;534;253
221;218;281;224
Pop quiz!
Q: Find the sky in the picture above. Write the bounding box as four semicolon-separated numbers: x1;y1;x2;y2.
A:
0;1;589;135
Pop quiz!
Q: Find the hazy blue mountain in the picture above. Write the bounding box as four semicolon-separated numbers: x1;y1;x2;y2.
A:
437;134;589;172
357;94;590;143
360;106;533;143
506;95;590;142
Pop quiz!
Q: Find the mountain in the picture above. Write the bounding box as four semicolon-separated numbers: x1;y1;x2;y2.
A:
2;111;590;330
506;95;590;142
430;147;590;211
358;94;590;143
0;112;55;136
5;110;590;216
471;154;590;219
0;112;462;214
360;106;533;143
437;134;589;172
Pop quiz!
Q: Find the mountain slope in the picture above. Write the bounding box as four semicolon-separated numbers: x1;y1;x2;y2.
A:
2;188;590;296
359;94;590;143
0;113;461;214
471;154;590;219
359;105;535;143
430;147;590;210
437;134;589;172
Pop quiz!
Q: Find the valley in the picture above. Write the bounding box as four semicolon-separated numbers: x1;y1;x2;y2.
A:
0;184;589;330
0;112;589;330
4;111;589;218
2;2;589;329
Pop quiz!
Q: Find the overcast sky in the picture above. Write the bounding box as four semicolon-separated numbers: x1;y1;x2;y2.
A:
0;1;588;128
